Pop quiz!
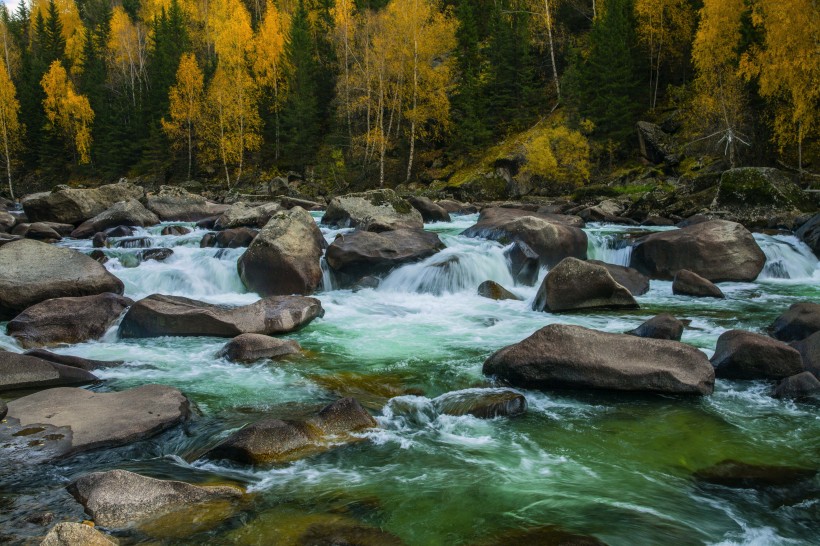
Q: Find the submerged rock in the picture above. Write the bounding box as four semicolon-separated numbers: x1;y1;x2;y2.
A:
119;294;324;338
588;260;650;296
477;280;520;301
218;333;302;363
70;199;159;238
323;189;423;232
672;269;725;298
483;324;714;395
773;372;820;399
627;313;685;341
40;522;116;546
21;182;144;224
711;330;804;380
769;302;820;342
693;460;817;489
433;388;527;418
407;196;451;223
23;349;123;371
0;351;98;391
214;227;258;248
533;257;638;313
472;525;608;546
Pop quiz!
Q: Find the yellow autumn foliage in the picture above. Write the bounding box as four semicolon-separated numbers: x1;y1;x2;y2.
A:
41;60;93;164
162;53;204;180
523;125;590;187
0;60;22;198
30;0;85;70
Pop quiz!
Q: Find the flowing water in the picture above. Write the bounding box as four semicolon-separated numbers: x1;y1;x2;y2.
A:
1;215;818;545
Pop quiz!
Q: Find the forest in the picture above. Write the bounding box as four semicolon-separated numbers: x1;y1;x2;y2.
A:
0;0;817;198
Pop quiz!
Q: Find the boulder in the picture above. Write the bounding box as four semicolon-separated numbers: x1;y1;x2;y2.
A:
433;388;527;418
7;385;190;456
505;241;540;286
21;182;144;224
238;207;324;296
532;258;638;313
483;324;714;395
14;222;63;242
144;186;228;221
200;233;216;248
714;167;809;212
104;225;134;237
0;240;124;320
773;371;820;399
0;398;6;419
325;229;444;284
636;121;678;164
711;330;804;380
627;313;684;341
213;227;257;248
205;397;376;465
407;196;451;223
40;522;116;546
322;189;423;232
119;294;324;338
769;303;820;342
437;199;478;214
278;196;324;210
587;260;650;296
88;250;108;264
0;210;15;232
218;334;302;363
140;248;173;262
462;208;587;267
693;460;817;489
24;349;123;371
0;350;97;391
161;225;191;236
477;280;520;301
7;293;133;348
672;269;725;298
67;469;243;528
629;220;765;281
795;213;820;256
195;216;221;230
0;232;22;246
92;232;107;248
70;200;159;239
214;201;282;229
791;331;820;377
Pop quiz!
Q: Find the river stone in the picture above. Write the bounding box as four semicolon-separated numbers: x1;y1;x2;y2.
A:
0;210;15;232
210;227;258;248
637;121;677;164
205;397;377;465
505;241;540;286
278;196;324;210
773;372;820;399
92;232;107;248
70;200;160;239
672;269;725;298
325;229;445;284
323;189;423;232
0;232;22;246
238;207;325;296
791;331;820;377
161;225;191;236
627;313;684;341
483;324;714;395
140;248;173;262
588;260;650;296
144;186;228;221
769;303;820;342
693;460;817;489
214;201;282;229
218;334;302;363
795;213;820;256
104;225;134;237
21;182;145;224
67;469;243;528
7;385;190;456
0;350;98;391
433;388;527;418
629;220;765;281
7;293;133;348
15;222;63;242
119;294;324;338
407;196;451;223
40;522;116;546
532;258;638;313
477;281;520;301
473;525;608;546
462;208;587;267
711;330;804;380
0;239;125;320
24;349;124;371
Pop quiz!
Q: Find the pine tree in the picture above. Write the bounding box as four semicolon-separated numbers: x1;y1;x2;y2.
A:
451;0;490;151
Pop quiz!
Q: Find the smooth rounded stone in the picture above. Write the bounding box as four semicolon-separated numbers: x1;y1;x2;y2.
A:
472;525;608;546
322;189;423;232
641;216;675;227
0;232;22;246
21;182;144;224
144;186;228;221
0;239;123;320
532;258;638;313
24;349;124;371
16;222;63;242
214;227;258;248
438;199;478;214
161;225;191;236
629;220;765;281
70;200;160;239
711;330;803;380
67;469;243;529
325;229;445;284
791;331;820;377
7;293;133;348
505;240;539;286
139;248;173;262
119;294;324;338
7;385;191;456
200;233;216;248
103;225;133;237
462;208;587;267
0;210;15;232
91;232;107;248
477;280;520;301
407;196;451;223
40;522;116;546
627;313;685;341
0;350;97;391
692;460;817;489
672;269;725;298
113;236;151;249
769;303;820;342
795;212;820;256
238;208;325;296
773;372;820;399
483;324;715;395
214;201;282;229
433;388;527;418
205;397;377;465
588;260;650;296
218;334;302;363
88;250;108;264
195;215;220;230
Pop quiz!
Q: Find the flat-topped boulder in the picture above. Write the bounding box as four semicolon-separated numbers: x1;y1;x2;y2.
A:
588;260;650;296
532;257;638;313
483;324;714;395
711;330;804;380
769;303;820;342
6;385;190;456
629;220;765;281
24;349;123;371
433;388;527;418
205;227;258;248
67;469;243;528
0;239;124;320
7;293;133;348
144;186;228;221
119;294;324;338
40;522;116;546
627;313;685;341
218;333;302;363
70;199;159;238
0;350;97;391
672;269;725;298
13;222;63;242
21;182;144;224
322;189;423;232
214;201;282;229
407;196;451;223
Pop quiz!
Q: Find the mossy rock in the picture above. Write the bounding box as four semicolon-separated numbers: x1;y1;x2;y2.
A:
573;185;621;201
717;167;809;210
457;174;508;201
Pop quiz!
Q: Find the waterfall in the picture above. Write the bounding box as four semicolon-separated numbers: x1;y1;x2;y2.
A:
586;231;634;266
320;257;336;292
754;233;819;280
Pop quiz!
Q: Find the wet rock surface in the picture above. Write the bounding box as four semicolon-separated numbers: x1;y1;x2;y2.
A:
218;333;302;363
323;189;423;232
711;330;804;380
533;258;638;313
0;351;98;392
672;269;725;298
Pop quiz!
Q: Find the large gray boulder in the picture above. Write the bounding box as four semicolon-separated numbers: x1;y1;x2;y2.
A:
791;331;820;377
796;213;820;256
7;385;190;456
13;222;64;242
532;257;638;313
0;350;97;391
0;240;124;320
144;186;228;221
769;303;820;342
70;200;159;238
483;324;714;395
217;333;302;363
711;330;804;380
7;293;133;348
21;182;144;224
773;372;820;399
322;189;423;232
588;260;650;296
214;201;282;229
407;196;451;223
462;208;587;267
325;229;444;284
67;469;243;528
672;269;725;298
238;207;325;296
637;121;678;164
40;522;116;546
629;220;765;281
119;294;324;338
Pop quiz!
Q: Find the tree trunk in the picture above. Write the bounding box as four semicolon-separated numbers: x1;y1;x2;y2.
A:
406;12;419;184
186;117;193;181
544;0;560;101
1;115;12;200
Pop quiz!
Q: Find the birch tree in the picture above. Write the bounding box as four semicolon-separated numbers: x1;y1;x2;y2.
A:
162;53;204;180
0;60;21;199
